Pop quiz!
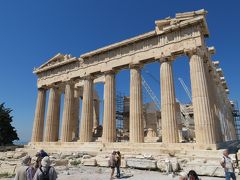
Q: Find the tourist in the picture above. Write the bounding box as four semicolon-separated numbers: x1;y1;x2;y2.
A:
15;155;34;180
109;151;117;179
116;151;121;178
32;152;43;176
33;156;57;180
220;149;236;180
187;170;200;180
38;149;48;158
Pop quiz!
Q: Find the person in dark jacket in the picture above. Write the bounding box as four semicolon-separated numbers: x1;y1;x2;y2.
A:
116;151;121;178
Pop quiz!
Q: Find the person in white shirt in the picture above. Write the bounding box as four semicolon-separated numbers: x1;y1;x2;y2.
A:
220;149;236;180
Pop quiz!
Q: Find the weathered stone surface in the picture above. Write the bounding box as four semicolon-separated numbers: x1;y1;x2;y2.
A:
53;159;69;166
82;155;92;159
0;163;18;174
96;158;109;167
157;159;166;172
126;158;157;170
82;158;97;166
184;164;224;177
6;151;15;158
60;152;73;159
0;152;6;160
13;151;27;159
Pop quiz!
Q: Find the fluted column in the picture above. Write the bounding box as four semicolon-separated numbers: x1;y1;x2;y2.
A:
208;69;223;143
79;77;93;142
93;99;100;129
44;87;61;142
61;82;74;142
72;88;80;140
160;59;179;143
129;64;144;143
188;48;216;144
102;71;116;142
32;88;46;142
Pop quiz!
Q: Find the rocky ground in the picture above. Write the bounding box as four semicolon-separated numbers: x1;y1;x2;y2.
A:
0;147;239;179
1;166;226;180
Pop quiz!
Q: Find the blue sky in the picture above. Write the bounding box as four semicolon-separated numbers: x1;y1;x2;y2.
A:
0;1;239;142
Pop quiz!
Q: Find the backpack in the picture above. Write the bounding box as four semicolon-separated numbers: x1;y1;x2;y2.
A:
220;156;226;168
39;166;50;180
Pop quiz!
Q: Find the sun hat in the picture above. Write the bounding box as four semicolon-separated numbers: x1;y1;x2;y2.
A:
22;155;31;165
41;156;51;167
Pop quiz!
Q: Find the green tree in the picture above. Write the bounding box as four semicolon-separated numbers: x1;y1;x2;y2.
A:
0;103;19;145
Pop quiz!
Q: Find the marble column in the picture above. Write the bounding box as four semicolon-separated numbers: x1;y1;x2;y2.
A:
61;82;74;142
129;64;144;143
188;48;216;144
32;88;46;142
72;88;80;140
207;69;223;143
79;77;93;142
102;71;116;142
93;99;100;129
160;59;179;143
44;87;61;142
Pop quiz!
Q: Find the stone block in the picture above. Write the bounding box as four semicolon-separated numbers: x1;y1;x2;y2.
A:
82;158;97;166
96;158;109;167
6;151;15;158
60;152;72;159
157;159;166;172
82;155;92;159
13;152;27;159
53;159;69;166
0;163;17;174
183;164;225;177
126;158;157;170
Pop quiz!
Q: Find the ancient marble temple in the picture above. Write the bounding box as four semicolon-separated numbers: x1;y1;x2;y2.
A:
31;9;237;148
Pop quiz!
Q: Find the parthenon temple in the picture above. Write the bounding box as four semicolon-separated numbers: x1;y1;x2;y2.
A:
30;9;238;151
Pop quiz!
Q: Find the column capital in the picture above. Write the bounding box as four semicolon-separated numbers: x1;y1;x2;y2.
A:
129;63;144;69
185;47;207;58
103;69;116;75
159;56;175;63
83;75;94;81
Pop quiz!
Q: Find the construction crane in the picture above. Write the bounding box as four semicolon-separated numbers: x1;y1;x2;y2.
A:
178;78;192;102
141;76;161;110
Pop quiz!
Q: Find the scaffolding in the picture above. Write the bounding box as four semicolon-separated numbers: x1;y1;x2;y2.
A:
232;100;240;140
116;92;125;141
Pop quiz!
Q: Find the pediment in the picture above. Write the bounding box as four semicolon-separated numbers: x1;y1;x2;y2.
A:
34;53;78;74
155;9;209;37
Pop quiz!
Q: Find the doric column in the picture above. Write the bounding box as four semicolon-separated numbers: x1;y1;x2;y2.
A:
207;69;223;143
61;82;74;142
72;88;80;140
129;64;144;143
31;88;46;142
102;71;116;142
160;58;179;143
79;76;93;142
44;87;61;142
93;99;100;129
188;48;217;144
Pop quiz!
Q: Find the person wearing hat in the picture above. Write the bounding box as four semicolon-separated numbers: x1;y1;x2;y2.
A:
33;156;57;180
14;155;34;180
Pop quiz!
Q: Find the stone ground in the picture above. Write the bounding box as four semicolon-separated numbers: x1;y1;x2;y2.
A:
1;166;226;180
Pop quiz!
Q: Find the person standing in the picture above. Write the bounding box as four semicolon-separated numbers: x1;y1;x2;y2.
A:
220;149;236;180
116;151;121;178
109;151;117;179
33;156;57;180
15;155;34;180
